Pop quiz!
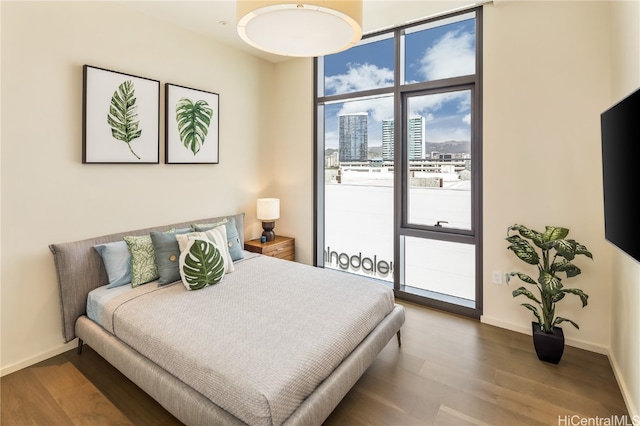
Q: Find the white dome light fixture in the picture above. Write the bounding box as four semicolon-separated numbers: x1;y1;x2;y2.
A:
237;1;363;57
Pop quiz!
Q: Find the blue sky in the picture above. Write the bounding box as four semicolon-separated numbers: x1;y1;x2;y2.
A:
322;16;475;149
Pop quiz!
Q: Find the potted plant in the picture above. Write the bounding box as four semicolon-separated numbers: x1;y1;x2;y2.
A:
505;224;593;364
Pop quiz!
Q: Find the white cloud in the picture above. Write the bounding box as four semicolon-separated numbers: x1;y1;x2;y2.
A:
420;30;475;81
337;96;393;123
324;130;339;149
408;91;464;117
462;113;471;125
325;63;393;95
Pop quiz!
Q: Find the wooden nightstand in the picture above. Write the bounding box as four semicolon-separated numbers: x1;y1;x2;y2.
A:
244;235;295;261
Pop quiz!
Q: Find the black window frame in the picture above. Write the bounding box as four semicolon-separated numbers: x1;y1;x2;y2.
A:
314;7;483;319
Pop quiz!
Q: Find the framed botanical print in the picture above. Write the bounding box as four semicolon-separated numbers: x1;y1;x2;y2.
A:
165;83;219;164
82;65;160;163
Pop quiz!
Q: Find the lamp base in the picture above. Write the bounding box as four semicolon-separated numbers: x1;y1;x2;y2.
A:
261;221;276;242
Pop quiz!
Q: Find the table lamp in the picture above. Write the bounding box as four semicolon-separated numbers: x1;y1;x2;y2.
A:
257;198;280;242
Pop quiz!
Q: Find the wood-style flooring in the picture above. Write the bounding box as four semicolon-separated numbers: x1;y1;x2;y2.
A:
1;301;629;425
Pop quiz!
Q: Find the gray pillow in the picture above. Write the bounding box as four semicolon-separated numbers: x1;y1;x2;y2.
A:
150;227;194;286
195;218;244;261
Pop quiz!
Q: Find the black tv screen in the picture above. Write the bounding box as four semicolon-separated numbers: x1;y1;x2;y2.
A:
601;87;640;263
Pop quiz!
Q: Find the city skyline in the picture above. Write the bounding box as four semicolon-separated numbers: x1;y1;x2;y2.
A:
321;13;476;150
333;111;470;165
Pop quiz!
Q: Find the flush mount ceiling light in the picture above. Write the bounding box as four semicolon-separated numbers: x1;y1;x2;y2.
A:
237;1;363;57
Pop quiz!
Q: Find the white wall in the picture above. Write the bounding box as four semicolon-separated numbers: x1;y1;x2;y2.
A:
482;1;613;353
609;0;640;418
0;1;274;374
271;58;315;265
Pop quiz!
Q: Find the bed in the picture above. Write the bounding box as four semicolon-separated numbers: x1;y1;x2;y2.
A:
49;213;405;426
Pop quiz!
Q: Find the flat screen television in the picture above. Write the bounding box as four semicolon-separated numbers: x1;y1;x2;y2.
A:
600;87;640;263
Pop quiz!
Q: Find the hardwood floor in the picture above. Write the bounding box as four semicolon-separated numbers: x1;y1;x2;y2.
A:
1;301;629;425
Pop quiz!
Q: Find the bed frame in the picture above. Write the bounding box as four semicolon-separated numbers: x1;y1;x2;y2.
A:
49;213;406;426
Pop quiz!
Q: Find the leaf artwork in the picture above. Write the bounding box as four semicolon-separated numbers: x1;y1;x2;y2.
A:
107;80;143;159
179;238;225;290
175;98;213;155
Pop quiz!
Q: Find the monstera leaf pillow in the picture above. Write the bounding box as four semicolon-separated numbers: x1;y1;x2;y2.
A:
175;225;234;274
179;238;225;291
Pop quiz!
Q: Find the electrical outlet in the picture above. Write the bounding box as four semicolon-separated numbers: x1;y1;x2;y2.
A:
492;270;502;285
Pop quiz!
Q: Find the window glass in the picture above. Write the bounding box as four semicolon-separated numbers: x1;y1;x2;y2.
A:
404;12;476;84
402;236;476;302
321;34;394;97
406;89;472;230
323;95;394;283
323;96;394;162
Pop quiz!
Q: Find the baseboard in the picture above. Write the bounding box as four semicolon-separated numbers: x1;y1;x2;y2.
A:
0;341;76;377
608;349;639;420
482;315;638;419
480;315;608;355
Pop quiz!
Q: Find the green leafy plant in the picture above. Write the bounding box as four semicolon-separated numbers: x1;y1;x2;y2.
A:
175;98;213;155
107;80;142;159
505;224;593;333
180;238;225;290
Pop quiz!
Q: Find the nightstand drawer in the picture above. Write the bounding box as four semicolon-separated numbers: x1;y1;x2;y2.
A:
263;245;294;260
244;235;295;261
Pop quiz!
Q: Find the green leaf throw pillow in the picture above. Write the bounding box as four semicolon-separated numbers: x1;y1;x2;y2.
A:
124;234;158;287
179;238;225;291
124;229;176;287
175;225;234;274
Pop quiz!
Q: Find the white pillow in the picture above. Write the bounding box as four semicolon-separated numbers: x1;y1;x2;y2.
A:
175;224;234;273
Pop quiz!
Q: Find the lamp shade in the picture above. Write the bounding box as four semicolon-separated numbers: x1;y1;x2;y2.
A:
257;198;280;221
237;1;363;57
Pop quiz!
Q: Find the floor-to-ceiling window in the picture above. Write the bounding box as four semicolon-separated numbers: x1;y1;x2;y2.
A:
315;8;482;318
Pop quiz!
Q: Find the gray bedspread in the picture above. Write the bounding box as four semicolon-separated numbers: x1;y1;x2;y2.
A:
99;254;396;426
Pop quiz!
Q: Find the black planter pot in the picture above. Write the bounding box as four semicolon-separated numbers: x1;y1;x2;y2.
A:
532;322;564;364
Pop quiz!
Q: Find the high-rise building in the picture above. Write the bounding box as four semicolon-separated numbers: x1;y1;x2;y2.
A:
339;113;368;162
382;116;425;161
408;116;425;160
382;119;394;161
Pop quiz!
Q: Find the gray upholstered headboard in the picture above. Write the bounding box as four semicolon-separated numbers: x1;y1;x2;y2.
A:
49;213;245;343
